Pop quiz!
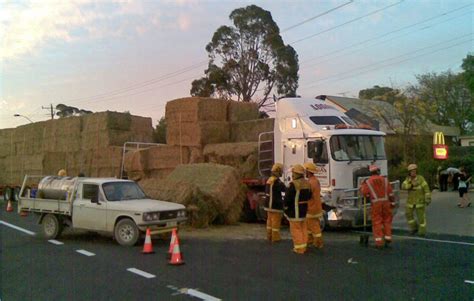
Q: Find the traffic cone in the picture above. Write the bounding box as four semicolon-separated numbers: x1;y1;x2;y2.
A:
168;234;184;265
167;228;177;259
6;200;13;212
142;228;155;254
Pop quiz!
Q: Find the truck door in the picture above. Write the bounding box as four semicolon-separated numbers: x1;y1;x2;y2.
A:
307;139;330;187
283;139;305;183
73;183;107;231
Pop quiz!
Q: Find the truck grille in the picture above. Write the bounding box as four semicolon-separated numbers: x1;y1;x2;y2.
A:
160;210;177;220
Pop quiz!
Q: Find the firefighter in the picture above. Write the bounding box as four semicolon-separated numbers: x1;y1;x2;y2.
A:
284;164;312;254
303;162;324;249
402;164;431;236
264;163;286;242
360;165;395;249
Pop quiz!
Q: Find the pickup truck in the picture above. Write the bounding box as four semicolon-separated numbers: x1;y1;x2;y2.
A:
18;175;187;246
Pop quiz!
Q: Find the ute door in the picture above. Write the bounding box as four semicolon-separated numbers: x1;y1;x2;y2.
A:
73;183;107;231
307;139;330;188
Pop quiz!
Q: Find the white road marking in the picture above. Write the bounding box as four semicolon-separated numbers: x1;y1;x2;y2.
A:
353;231;474;246
48;240;64;245
127;268;156;279
0;220;35;236
183;288;221;301
465;280;474;284
76;249;95;257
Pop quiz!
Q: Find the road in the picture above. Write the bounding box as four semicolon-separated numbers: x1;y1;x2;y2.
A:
1;193;473;300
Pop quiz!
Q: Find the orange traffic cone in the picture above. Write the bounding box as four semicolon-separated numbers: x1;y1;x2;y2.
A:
167;229;177;259
168;234;184;265
142;228;155;254
6;200;13;212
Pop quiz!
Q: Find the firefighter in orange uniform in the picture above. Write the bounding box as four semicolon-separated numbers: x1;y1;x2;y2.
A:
264;163;286;242
303;162;324;248
284;164;312;254
360;165;395;249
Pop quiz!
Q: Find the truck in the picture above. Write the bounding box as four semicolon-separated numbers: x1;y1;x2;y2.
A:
244;96;399;228
17;175;187;246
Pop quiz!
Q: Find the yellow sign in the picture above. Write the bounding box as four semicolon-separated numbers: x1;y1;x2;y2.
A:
435;147;447;157
433;132;445;145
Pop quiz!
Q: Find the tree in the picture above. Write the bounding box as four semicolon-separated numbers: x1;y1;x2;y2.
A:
409;70;473;134
358;85;395;101
190;5;299;109
461;54;474;94
56;104;92;118
153;117;166;144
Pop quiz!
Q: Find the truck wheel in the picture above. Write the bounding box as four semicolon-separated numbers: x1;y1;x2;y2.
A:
42;214;63;239
114;219;139;246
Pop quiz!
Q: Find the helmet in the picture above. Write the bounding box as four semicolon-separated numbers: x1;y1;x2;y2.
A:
58;169;67;176
407;164;417;171
369;165;380;172
292;164;305;175
271;163;283;173
303;162;318;174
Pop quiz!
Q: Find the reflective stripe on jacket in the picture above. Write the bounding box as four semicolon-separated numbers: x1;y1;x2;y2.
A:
402;175;430;207
360;175;393;203
284;178;311;221
264;176;285;213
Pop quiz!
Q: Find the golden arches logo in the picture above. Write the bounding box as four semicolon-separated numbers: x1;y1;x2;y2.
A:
433;132;445;145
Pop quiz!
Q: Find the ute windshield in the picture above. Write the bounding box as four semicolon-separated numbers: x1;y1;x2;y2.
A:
330;135;386;161
102;182;146;201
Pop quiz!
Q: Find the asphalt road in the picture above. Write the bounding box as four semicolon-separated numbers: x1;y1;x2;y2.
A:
1;199;473;300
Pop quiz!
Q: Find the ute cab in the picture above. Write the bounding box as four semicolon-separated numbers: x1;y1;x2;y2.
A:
270;97;399;228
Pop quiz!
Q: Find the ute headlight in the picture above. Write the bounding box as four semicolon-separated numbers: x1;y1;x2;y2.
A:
143;212;160;221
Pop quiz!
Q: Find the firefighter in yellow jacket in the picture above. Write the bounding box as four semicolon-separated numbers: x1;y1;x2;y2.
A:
264;163;286;242
303;162;324;248
402;164;431;236
284;164;312;254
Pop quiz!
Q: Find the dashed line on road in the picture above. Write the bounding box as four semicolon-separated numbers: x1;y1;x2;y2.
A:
182;288;221;301
76;249;95;257
353;231;474;246
127;268;156;279
0;220;36;236
48;239;64;245
465;280;474;284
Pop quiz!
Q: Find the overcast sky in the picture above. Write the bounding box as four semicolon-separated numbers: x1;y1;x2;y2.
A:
1;0;472;129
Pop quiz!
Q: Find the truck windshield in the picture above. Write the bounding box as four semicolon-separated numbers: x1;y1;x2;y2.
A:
102;182;146;201
330;135;386;161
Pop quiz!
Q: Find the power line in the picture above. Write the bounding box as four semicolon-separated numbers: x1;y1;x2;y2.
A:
299;37;473;91
299;4;473;68
60;2;354;107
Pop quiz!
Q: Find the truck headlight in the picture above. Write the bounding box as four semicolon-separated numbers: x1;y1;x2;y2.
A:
143;212;160;221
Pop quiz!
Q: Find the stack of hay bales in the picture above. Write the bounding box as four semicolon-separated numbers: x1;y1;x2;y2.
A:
139;163;245;228
0;111;153;184
203;142;259;178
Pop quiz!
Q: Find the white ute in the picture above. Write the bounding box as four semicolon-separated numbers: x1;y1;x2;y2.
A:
18;175;187;246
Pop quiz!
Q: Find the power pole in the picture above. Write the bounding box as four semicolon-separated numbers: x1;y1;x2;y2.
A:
42;104;55;119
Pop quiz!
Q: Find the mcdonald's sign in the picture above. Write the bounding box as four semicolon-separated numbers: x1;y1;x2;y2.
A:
433;132;448;160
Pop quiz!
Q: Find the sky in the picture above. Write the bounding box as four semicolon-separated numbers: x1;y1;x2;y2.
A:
1;0;472;129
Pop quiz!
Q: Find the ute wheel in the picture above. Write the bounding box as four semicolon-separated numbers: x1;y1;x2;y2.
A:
114;219;139;246
42;214;63;239
4;187;12;201
319;213;327;232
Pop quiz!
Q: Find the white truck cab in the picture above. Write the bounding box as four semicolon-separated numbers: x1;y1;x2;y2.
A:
18;176;187;246
269;97;399;227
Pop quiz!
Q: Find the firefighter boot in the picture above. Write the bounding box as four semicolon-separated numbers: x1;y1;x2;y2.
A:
272;229;281;243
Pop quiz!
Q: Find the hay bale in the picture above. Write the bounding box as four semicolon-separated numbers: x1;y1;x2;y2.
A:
124;150;146;180
166;97;228;123
189;147;204;163
230;118;274;142
228;101;259;122
166;121;230;147
82;112;131;132
145;145;190;169
203;142;259;178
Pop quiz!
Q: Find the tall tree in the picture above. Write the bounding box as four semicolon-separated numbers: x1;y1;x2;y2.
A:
190;5;299;109
461;54;474;94
153;117;167;144
358;85;395;101
409;70;473;134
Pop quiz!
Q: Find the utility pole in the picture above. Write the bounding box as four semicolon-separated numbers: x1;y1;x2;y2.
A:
42;104;55;119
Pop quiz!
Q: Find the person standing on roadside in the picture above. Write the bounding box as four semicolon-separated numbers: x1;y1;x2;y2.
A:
264;163;286;242
303;162;324;249
360;165;395;249
284;164;312;254
457;166;472;208
402;164;431;236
